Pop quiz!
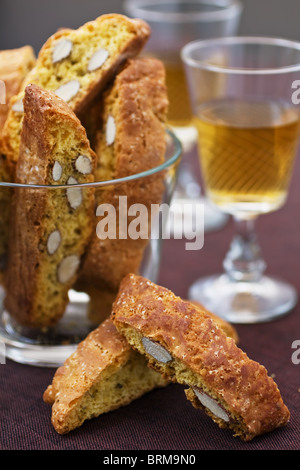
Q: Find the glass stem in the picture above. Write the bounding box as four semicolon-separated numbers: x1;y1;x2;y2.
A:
223;216;266;282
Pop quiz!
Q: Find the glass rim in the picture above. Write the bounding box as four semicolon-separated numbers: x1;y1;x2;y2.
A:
124;0;243;23
0;128;182;190
181;36;300;75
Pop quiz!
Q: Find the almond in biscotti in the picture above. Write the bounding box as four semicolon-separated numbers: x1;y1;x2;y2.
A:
4;84;96;328
52;161;63;182
55;80;80;103
142;337;173;363
52;39;73;63
106;114;116;146
66;176;82;209
87;48;109;72
57;255;80;284
47;230;62;255
75;155;92;175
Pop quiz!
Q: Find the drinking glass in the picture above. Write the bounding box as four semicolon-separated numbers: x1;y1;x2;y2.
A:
123;0;242;234
0;129;181;366
182;37;300;323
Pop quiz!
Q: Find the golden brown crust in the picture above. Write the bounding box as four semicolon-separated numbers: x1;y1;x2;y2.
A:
112;274;290;441
1;14;150;172
75;57;168;308
44;317;131;405
4;84;96;327
0;45;35;133
44;317;167;434
189;300;239;343
0;46;36;281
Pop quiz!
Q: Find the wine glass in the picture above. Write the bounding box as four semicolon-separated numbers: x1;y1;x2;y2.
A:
123;0;243;234
181;37;300;323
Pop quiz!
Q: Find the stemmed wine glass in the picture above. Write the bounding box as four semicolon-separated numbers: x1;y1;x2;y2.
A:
181;37;300;323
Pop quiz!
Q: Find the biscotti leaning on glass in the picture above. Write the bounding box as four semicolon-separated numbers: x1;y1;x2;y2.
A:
4;83;96;328
0;13;170;329
1;13;151;176
112;273;290;442
43;300;238;434
0;45;36;282
74;55;169;324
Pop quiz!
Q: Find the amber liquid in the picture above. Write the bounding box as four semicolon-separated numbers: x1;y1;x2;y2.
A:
164;62;193;128
194;98;300;215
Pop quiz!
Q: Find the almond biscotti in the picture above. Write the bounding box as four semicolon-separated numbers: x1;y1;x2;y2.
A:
75;57;168;321
0;45;36;281
1;14;150;173
43;317;168;434
0;153;11;283
4;84;96;328
0;45;35;132
112;274;290;441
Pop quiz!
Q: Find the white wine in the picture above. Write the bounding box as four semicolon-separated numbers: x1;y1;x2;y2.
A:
194;98;300;215
164;61;193;128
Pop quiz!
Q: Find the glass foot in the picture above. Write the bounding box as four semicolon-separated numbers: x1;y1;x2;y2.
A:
0;288;94;367
188;273;298;324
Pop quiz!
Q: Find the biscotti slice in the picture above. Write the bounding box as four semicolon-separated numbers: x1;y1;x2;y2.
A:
0;153;12;283
1;14;150;172
4;84;96;328
0;45;35;132
112;274;290;441
75;57;168;320
43;317;167;434
0;46;36;281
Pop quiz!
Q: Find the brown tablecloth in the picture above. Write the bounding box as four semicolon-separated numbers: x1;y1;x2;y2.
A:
1;148;300;452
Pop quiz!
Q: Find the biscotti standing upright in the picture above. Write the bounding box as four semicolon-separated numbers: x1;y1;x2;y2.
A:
4;84;96;328
75;57;169;323
0;45;35;131
43;317;168;434
112;274;290;441
1;14;150;173
0;45;36;282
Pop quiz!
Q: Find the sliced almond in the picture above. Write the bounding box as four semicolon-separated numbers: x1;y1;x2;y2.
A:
52;39;73;63
12;98;24;113
75;155;92;175
106;114;116;146
66;176;82;209
52;161;62;182
142;337;173;363
47;230;61;255
55;80;80;103
87;48;109;72
57;254;80;284
193;387;230;423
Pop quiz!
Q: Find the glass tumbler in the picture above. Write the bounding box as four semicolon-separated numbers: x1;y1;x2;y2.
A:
0;129;181;366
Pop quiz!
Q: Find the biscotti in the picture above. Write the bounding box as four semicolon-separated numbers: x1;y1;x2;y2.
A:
43;317;168;434
1;14;150;172
0;45;35;132
0;45;36;281
75;57;168;320
4;84;96;327
112;274;290;441
0;153;11;283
